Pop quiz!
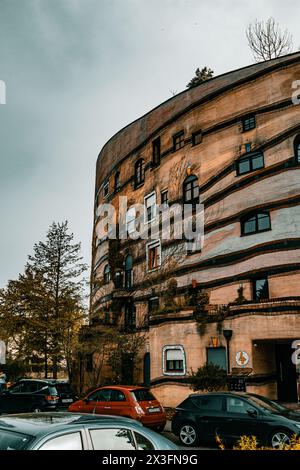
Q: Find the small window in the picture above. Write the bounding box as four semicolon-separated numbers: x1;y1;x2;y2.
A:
131;389;155;401
144;192;156;223
124;303;136;331
146;240;161;271
161;190;168;207
245;143;252;153
241;211;271;236
89;429;136;450
236;151;264;176
226;397;256;415
126;207;136;235
124;255;133;289
39;432;83;450
114;172;120;192
294;136;300;163
152;137;161;166
163;345;186;375
103;181;109;198
148;297;159;313
173;131;185;151
191;396;223;411
110;390;126;402
242;115;256;132
253;277;269;301
134;158;145;187
183;175;199;204
192;130;202;146
103;265;111;284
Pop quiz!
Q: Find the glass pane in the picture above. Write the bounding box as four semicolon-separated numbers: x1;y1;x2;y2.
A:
39;432;83;450
227;397;251;414
0;431;33;450
255;278;268;300
132;389;155;401
90;429;136;450
257;213;270;231
185;189;192;201
192;396;223;411
243;217;256;234
238;159;250;174
297;144;300;162
134;432;155;450
252;154;264;170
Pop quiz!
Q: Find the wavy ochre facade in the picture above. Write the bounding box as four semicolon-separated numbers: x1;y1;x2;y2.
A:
87;52;300;407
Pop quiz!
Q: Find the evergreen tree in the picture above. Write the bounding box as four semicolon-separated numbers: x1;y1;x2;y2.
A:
186;67;214;89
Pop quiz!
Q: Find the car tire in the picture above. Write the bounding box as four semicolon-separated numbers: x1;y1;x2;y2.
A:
178;422;200;447
269;430;292;449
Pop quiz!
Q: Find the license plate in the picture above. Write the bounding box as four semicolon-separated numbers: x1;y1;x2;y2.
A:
62;398;73;403
148;407;160;413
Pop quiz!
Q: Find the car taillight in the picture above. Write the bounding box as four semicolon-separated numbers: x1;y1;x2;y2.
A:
135;404;145;415
45;395;59;402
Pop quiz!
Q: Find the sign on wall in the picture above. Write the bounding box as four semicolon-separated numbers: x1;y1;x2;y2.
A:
235;351;249;366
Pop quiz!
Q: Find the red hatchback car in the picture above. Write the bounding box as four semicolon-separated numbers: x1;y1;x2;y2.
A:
68;385;166;431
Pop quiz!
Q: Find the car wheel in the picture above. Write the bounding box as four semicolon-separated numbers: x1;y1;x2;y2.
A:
179;423;199;447
270;430;291;449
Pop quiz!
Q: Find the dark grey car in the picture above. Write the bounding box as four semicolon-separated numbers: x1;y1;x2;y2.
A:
0;412;178;450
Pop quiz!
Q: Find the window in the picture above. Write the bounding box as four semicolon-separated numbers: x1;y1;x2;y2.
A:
236;151;264;175
146;240;161;271
183;175;199;204
103;264;111;283
124;303;136;331
152;137;161;166
241;211;271;236
207;347;227;371
114;171;120;192
148;296;159;313
294;136;300;163
131;389;155;401
126;207;136;234
86;353;93;372
245;143;252;153
134;158;144;187
191;395;223;411
134;432;155;450
39;432;83;450
252;277;269;301
163;345;186;375
161;190;168;207
173;130;185;151
103;181;109;198
192;130;202;146
242;115;256;132
89;429;136;450
87;389;111;401
124;255;133;289
0;430;33;450
144;192;156;223
110;390;126;402
226;397;256;415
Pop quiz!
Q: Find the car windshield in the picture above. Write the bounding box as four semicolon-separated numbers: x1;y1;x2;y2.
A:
131;390;155;401
248;395;289;413
0;430;33;450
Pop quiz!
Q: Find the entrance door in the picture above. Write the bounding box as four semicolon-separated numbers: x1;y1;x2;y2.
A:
275;343;297;402
143;353;150;387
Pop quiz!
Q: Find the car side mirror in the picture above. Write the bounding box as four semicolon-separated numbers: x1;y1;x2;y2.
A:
247;409;258;418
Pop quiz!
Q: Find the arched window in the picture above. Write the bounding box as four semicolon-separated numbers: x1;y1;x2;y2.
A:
241;211;271;236
114;171;120;192
103;265;111;284
134;158;145;187
183;175;199;204
294;136;300;163
124;255;133;289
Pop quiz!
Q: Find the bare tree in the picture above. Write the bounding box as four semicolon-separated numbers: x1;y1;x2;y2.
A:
246;18;293;62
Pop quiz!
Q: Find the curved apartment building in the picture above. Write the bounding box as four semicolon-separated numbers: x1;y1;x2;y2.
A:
90;52;300;406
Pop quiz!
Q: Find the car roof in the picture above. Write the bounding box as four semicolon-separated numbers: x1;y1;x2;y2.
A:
0;412;142;437
188;391;254;398
94;385;149;392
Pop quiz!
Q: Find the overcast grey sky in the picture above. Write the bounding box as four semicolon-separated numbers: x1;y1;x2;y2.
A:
0;0;299;288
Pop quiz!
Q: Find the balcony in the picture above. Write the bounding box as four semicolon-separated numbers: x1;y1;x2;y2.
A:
228;297;300;316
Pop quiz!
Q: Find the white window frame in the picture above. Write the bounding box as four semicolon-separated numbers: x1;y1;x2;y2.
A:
146;239;161;272
162;345;186;376
126;207;136;234
144;191;157;224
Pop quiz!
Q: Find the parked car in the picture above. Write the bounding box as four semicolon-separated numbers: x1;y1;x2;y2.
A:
0;412;177;450
172;392;300;448
68;385;166;431
0;379;59;414
49;380;78;409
